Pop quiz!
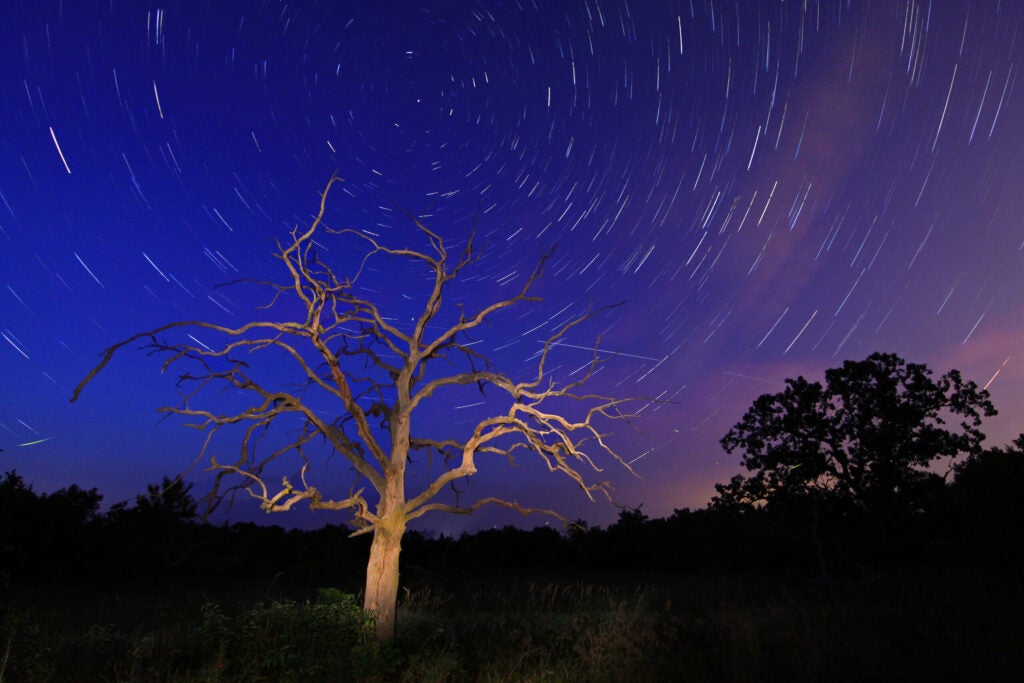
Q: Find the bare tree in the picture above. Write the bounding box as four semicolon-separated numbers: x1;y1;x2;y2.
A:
71;174;642;639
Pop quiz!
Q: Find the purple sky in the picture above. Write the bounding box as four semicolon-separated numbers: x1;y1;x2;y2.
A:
2;0;1022;533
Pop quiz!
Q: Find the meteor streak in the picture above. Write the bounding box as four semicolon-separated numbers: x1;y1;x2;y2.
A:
541;341;661;362
17;437;52;447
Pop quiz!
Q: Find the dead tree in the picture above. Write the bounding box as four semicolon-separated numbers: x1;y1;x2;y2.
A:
71;174;642;640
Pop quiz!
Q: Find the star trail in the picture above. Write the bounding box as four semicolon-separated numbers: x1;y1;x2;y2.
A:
1;0;1022;531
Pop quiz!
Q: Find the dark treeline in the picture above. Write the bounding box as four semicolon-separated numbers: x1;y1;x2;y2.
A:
2;437;1021;593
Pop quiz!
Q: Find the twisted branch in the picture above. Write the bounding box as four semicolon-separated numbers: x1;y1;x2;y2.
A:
71;173;646;535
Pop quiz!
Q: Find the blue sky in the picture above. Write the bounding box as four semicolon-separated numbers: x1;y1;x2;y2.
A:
2;0;1023;533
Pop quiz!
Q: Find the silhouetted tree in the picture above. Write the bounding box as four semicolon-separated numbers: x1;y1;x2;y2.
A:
127;475;197;523
0;471;103;580
604;506;651;568
70;174;642;639
953;434;1024;518
951;434;1024;564
107;476;199;579
0;470;35;508
610;505;649;530
43;483;103;526
712;352;996;519
662;506;804;575
0;471;37;581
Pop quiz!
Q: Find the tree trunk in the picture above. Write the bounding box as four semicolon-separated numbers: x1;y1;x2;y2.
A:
363;513;405;640
365;408;409;640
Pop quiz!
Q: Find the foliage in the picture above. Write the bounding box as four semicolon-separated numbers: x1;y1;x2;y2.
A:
2;589;373;682
3;572;1022;682
949;435;1024;563
711;352;996;517
3;448;1023;678
952;434;1024;518
0;471;103;582
6;438;1023;593
125;476;198;523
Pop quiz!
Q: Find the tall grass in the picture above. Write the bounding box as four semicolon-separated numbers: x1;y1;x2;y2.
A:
1;568;1021;681
395;581;678;681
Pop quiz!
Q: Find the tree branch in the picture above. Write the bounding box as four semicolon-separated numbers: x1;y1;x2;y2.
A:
71;173;645;536
406;497;567;524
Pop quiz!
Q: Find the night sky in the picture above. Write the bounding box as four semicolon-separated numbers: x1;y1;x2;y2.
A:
2;0;1022;533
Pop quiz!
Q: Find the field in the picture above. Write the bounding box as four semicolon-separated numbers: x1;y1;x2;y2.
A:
3;565;1021;682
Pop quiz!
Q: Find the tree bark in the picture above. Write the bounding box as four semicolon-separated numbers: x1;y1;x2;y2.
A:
364;432;408;640
364;514;405;640
361;405;411;640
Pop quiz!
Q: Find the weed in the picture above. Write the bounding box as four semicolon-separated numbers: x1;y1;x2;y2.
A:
1;571;1021;681
0;626;12;683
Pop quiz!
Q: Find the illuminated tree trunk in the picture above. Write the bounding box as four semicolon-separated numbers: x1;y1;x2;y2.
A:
364;434;407;641
364;513;405;640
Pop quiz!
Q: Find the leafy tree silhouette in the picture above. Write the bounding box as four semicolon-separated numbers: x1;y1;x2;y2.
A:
710;352;996;576
0;471;103;581
601;506;651;568
0;471;37;583
712;352;996;518
107;476;199;581
951;434;1024;565
114;475;197;523
953;434;1024;517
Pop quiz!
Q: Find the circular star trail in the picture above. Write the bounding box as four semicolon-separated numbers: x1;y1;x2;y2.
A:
1;0;1022;530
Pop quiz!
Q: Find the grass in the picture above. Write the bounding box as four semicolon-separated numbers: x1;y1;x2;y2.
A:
1;567;1021;682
